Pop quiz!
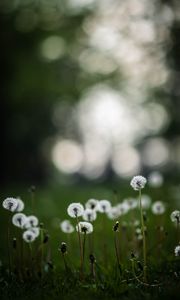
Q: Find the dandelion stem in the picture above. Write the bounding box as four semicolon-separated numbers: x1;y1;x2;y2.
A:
82;232;86;272
76;216;83;279
114;232;121;276
7;212;11;278
139;188;147;282
40;227;44;278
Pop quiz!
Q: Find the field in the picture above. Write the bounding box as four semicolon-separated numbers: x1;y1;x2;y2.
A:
0;180;180;300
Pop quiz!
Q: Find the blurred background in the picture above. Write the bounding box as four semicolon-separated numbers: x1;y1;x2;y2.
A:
1;0;180;187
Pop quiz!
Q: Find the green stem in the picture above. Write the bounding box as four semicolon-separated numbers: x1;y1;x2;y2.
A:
114;232;121;276
7;213;11;277
40;227;44;278
139;189;147;282
82;232;86;273
76;217;83;279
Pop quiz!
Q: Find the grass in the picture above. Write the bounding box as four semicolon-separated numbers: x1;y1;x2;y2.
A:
0;181;180;299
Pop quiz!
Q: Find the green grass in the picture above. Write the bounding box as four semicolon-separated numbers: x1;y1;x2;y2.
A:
0;182;180;299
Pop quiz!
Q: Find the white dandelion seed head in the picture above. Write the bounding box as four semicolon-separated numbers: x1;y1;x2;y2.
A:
76;221;93;234
85;199;99;211
141;194;152;209
124;198;137;210
170;210;180;223
107;206;120;220
130;175;147;191
24;215;39;229
83;209;97;222
2;197;18;212
12;213;27;228
23;230;36;243
117;202;129;216
28;227;40;238
60;220;74;233
98;200;111;213
152;201;165;215
67;203;84;218
175;245;180;257
15;197;25;212
148;171;163;188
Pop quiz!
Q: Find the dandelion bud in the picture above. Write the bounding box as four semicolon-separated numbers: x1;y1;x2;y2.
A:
13;238;17;249
89;254;96;264
59;242;67;254
113;221;119;232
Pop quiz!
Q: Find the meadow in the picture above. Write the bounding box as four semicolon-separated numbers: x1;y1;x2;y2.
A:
0;175;180;300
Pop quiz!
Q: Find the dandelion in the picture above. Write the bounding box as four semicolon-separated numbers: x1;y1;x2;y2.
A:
22;230;36;243
152;201;165;215
83;209;97;222
170;210;180;223
85;198;99;211
15;197;24;212
60;220;74;233
2;197;18;212
67;203;84;218
76;222;93;234
59;242;67;254
98;200;111;213
107;206;120;220
24;215;39;228
130;175;147;282
130;175;147;191
59;242;68;272
67;203;84;278
174;245;180;257
148;171;163;188
117;202;129;216
124;198;137;210
76;222;93;275
28;227;40;238
12;213;27;228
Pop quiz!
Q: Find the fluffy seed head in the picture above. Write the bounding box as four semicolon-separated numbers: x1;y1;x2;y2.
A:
2;197;18;212
170;210;180;223
107;206;120;220
98;200;111;213
28;227;40;238
130;175;147;191
60;220;74;233
24;215;39;228
76;221;93;234
124;198;137;210
12;213;27;228
117;202;129;216
15;198;24;212
152;201;165;215
83;209;97;222
67;203;84;218
175;245;180;257
85;199;99;210
23;230;36;243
